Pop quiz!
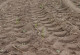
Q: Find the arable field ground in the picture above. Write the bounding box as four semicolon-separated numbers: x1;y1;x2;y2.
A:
0;0;80;55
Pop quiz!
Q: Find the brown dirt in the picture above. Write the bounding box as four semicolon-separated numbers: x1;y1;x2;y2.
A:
0;0;80;55
62;0;80;13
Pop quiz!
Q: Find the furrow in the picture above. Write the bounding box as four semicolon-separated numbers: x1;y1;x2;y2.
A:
53;31;67;37
59;35;78;43
44;22;59;27
47;25;62;31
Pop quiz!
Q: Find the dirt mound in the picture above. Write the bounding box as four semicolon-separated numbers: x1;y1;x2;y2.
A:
0;0;80;55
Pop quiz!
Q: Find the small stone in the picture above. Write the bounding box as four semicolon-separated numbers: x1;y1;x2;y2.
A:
0;49;4;53
56;50;61;53
60;49;71;55
19;45;29;51
52;41;65;50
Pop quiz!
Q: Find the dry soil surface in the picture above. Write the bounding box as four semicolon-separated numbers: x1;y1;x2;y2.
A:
0;0;80;55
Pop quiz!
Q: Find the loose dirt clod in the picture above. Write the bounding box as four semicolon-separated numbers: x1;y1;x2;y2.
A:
23;51;36;55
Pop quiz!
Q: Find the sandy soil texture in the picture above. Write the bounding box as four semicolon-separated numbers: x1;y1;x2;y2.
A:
0;0;80;55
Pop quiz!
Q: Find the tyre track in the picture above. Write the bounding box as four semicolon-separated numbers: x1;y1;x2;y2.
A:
0;0;35;55
29;0;69;38
0;0;80;55
29;0;80;55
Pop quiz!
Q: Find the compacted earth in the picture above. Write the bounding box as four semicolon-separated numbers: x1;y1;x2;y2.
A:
0;0;80;55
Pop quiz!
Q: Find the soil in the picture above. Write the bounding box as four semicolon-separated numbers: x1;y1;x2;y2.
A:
0;0;80;55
